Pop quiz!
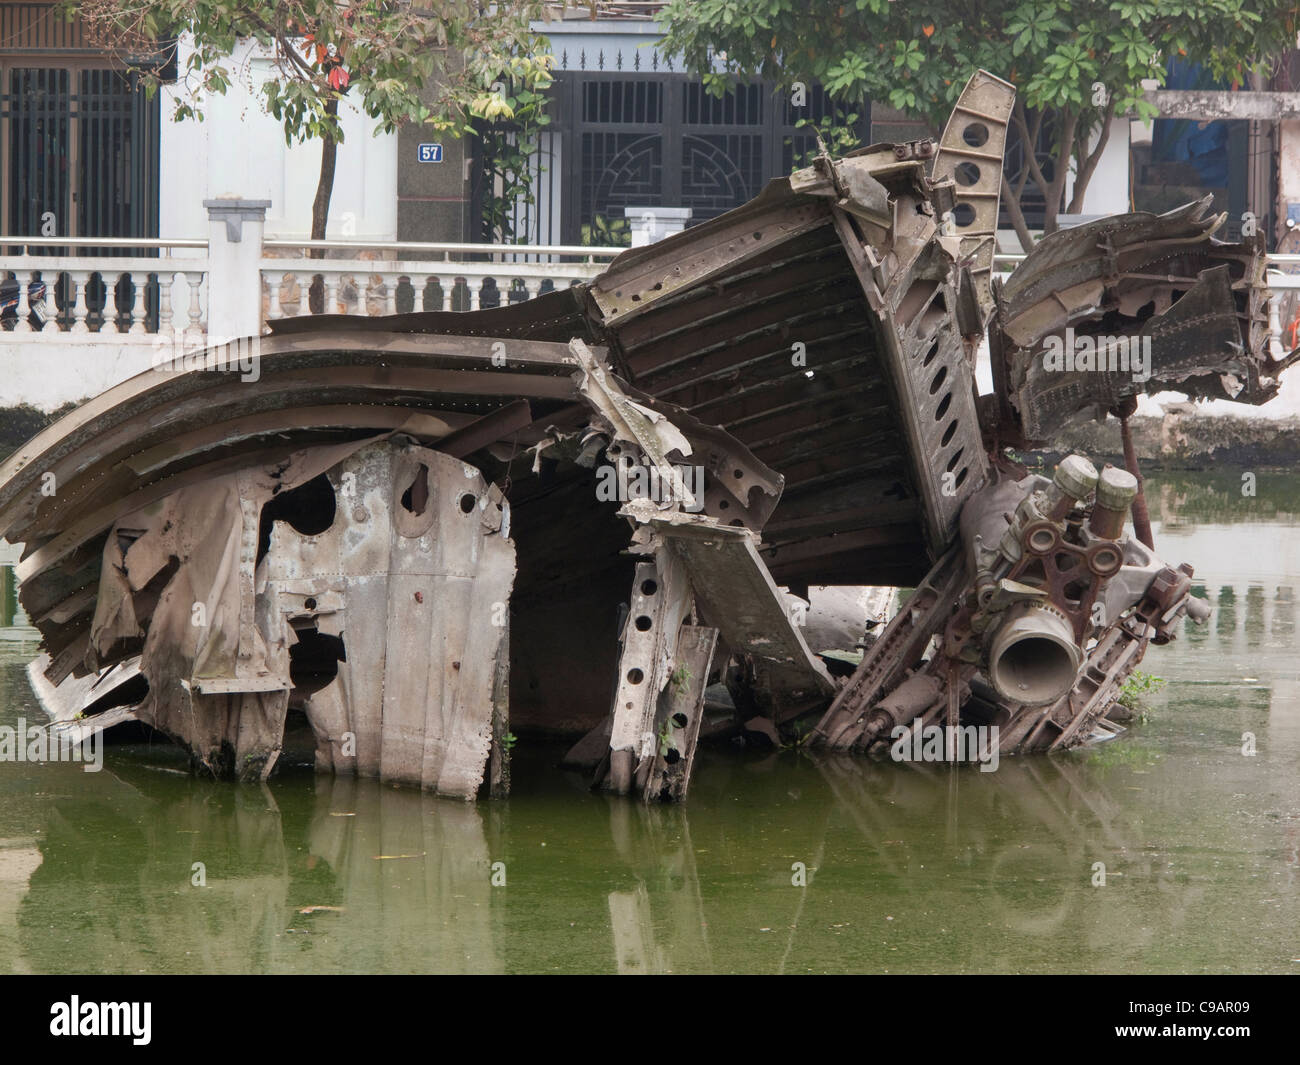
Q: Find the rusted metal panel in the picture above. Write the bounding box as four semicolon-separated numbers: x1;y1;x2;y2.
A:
993;198;1299;443
642;624;718;804
829;199;988;557
0;338;597;548
931;70;1015;317
585;193;832;326
654;521;835;724
262;443;515;798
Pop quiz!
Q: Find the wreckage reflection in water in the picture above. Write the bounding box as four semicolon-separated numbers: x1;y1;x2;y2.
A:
0;475;1296;973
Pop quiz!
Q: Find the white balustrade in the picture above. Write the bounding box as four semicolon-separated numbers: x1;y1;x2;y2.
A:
0;232;620;412
13;277;31;333
1;256;208;339
69;270;90;334
158;272;175;335
257;260;603;322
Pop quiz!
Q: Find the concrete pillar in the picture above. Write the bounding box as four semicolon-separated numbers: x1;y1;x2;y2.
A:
625;207;693;247
397;61;470;242
1277;120;1300;252
203;198;271;341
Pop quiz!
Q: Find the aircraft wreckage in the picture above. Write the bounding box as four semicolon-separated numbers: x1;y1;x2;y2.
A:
1;72;1295;801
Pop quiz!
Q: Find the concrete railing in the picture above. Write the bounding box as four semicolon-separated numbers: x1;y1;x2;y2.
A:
2;206;624;342
1;238;209;337
260;240;618;320
0;201;625;408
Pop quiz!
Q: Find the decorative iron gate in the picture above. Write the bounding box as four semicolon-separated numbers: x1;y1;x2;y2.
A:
469;73;865;247
555;74;864;245
1;64;160;245
1;62;161;329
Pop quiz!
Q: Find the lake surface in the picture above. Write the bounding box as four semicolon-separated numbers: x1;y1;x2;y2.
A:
0;472;1296;974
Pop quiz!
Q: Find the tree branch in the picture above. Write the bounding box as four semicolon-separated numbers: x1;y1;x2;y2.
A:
275;30;321;83
1043;107;1079;235
1000;179;1036;252
1066;98;1117;215
1012;97;1051;200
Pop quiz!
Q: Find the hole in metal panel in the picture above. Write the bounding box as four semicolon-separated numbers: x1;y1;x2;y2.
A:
929;364;948;395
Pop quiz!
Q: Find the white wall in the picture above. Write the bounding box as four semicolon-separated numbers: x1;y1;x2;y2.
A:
536;19;729;75
159;38;397;241
2;337;159;411
1073;115;1131;216
1278;119;1300;238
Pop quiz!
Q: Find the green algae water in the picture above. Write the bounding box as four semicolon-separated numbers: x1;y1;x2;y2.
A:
0;473;1296;974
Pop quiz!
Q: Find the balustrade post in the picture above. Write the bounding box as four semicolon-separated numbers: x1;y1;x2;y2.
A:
203;197;271;342
267;275;283;321
39;275;57;333
13;273;32;333
185;275;204;341
158;273;175;336
128;274;147;334
70;271;91;334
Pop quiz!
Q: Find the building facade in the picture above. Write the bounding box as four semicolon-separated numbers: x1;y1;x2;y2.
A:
1;3;1296;254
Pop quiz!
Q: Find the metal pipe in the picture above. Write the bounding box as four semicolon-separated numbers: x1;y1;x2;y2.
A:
987;602;1083;706
1089;465;1139;540
1119;415;1154;548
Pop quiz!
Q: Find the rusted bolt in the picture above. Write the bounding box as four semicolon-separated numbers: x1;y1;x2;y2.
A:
414;591;424;603
452;661;461;670
353;506;368;522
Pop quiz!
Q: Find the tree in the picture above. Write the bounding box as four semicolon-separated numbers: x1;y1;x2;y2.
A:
659;0;1300;248
71;1;555;250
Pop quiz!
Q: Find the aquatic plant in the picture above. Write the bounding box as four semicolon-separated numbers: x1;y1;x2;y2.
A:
1118;670;1166;722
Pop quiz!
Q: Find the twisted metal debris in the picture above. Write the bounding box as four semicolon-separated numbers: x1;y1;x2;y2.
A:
1;71;1294;799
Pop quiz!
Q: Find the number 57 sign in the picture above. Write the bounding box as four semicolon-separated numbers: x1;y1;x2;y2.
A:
417;144;444;163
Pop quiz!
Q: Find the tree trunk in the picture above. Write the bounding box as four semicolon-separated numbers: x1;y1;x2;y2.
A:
308;95;340;315
1000;181;1036;254
1066;101;1117;215
1041;108;1079;237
